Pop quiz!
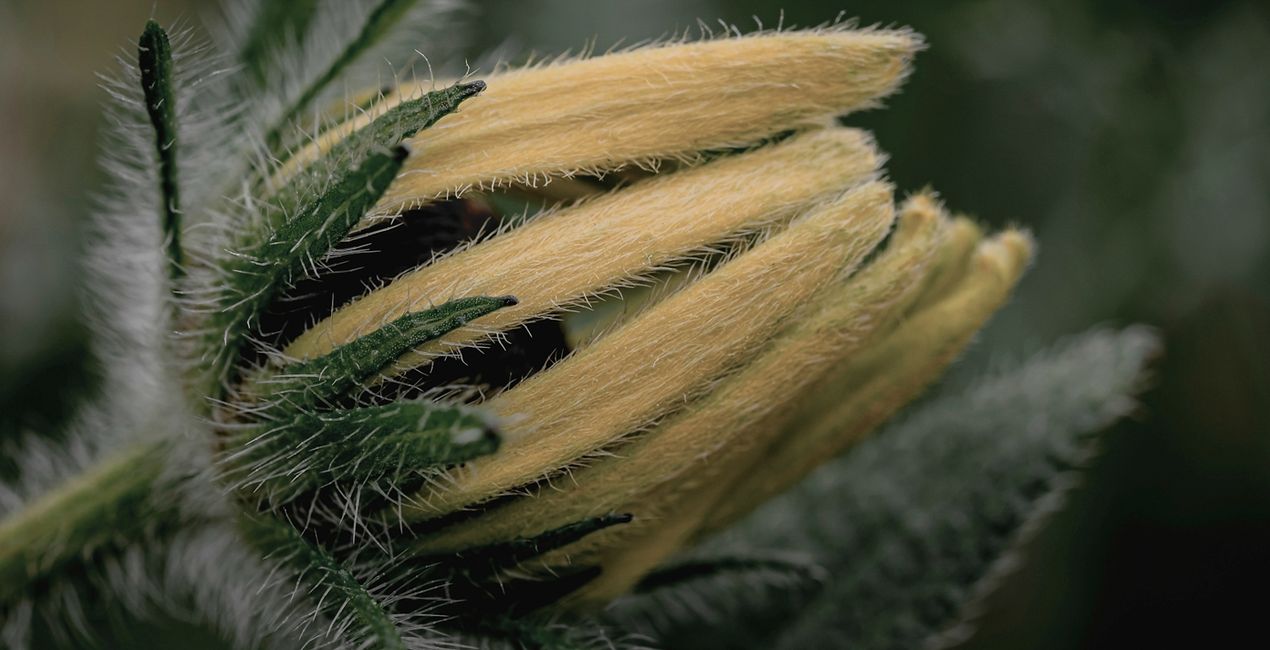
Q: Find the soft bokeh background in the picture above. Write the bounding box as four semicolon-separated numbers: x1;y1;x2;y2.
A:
2;0;1266;647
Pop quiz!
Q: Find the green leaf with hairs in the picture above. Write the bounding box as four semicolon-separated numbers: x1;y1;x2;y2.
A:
227;401;500;504
255;295;516;413
208;81;484;390
238;511;405;650
208;146;407;389
261;80;485;232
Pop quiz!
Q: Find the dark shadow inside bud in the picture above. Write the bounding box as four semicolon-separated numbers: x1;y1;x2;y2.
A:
345;230;757;408
363;317;573;407
241;151;766;401
249;197;499;359
481;162;677;221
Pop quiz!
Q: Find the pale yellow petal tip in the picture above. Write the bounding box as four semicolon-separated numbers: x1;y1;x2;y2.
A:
975;228;1036;283
949;215;986;242
896;190;947;232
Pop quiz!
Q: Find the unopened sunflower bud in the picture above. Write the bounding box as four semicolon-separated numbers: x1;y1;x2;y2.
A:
1;14;1064;645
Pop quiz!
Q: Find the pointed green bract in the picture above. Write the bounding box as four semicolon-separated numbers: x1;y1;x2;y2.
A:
206;81;485;391
207;146;408;389
238;512;405;650
228;401;500;504
262;80;486;231
138;20;183;285
255;295;516;412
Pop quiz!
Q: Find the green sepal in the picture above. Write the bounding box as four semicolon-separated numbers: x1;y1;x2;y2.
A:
208;81;485;390
137;20;183;284
262;80;485;232
237;511;405;650
256;295;517;412
228;401;500;504
208;145;409;388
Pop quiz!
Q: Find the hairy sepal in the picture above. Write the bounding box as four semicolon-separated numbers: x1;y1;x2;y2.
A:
202;82;484;391
248;295;517;415
225;401;500;506
237;512;407;650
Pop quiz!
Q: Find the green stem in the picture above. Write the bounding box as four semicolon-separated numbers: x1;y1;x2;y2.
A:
0;442;168;605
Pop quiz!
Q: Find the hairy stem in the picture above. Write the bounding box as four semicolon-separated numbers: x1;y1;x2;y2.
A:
0;442;167;605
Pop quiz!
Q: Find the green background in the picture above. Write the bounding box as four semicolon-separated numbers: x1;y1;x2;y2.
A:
1;0;1266;647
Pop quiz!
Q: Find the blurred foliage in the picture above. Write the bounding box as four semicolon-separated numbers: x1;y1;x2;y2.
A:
1;0;1266;647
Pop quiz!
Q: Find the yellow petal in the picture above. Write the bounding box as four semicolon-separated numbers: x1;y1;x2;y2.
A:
910;213;982;309
404;181;898;518
412;191;946;556
568;226;1032;604
698;227;1034;534
277;29;919;214
286;128;880;369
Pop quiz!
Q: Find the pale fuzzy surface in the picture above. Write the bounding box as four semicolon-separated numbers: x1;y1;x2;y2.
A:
415;194;946;554
404;181;897;518
553;196;952;603
908;214;982;312
568;227;1032;604
285;127;880;365
277;28;919;214
704;229;1035;530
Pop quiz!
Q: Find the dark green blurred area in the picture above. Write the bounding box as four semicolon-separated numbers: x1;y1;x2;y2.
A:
1;0;1266;647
